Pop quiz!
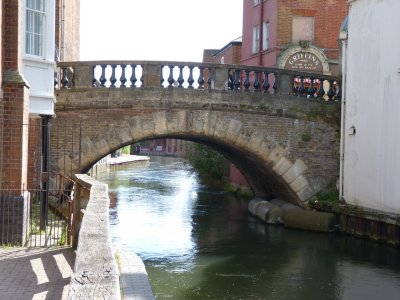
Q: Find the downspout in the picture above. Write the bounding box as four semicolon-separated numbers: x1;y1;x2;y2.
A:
40;115;52;229
259;0;264;66
338;29;348;201
61;0;66;61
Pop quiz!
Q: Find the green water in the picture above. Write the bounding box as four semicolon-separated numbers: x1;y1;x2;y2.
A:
97;156;400;300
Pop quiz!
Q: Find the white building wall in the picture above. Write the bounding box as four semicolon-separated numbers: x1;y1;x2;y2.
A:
23;0;56;116
343;0;400;213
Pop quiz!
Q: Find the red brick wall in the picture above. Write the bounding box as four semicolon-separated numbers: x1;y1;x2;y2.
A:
55;0;80;61
1;82;29;191
1;0;30;192
242;0;348;66
277;0;348;60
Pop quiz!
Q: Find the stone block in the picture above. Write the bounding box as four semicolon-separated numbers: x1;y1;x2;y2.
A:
177;110;188;132
282;159;307;184
204;111;218;136
153;111;167;134
296;185;315;202
129;116;144;140
268;146;285;166
273;157;292;175
289;175;309;193
226;119;243;143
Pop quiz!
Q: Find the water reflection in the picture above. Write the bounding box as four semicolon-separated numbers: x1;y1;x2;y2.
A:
96;156;400;300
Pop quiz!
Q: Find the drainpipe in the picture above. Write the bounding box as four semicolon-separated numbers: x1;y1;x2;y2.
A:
40;115;51;230
338;29;348;201
61;0;66;61
259;0;265;66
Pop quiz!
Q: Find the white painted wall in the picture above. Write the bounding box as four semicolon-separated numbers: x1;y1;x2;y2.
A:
342;0;400;213
23;0;56;116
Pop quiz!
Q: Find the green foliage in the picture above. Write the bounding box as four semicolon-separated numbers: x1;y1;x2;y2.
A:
315;189;339;203
121;145;131;155
185;143;229;184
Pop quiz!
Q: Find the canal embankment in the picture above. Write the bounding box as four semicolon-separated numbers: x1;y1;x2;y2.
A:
89;154;150;177
248;197;400;247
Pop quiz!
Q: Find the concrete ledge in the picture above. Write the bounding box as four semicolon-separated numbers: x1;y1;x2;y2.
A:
116;248;155;300
68;174;121;299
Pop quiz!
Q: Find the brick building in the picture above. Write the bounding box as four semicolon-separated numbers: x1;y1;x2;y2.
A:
203;0;349;192
242;0;349;76
0;0;80;245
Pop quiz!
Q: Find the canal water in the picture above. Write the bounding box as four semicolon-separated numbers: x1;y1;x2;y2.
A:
96;156;400;300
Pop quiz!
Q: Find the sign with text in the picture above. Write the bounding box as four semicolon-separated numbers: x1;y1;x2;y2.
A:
283;51;323;73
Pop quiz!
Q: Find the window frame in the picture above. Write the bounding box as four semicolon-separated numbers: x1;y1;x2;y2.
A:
262;21;269;50
252;25;260;53
25;0;46;58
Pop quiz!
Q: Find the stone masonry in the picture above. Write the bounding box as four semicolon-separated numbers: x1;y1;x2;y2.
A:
54;85;340;207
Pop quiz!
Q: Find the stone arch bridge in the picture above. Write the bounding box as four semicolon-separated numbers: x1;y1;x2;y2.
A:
53;60;341;207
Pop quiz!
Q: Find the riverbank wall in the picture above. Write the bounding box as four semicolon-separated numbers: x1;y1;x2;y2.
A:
309;201;400;248
249;198;400;248
89;155;150;177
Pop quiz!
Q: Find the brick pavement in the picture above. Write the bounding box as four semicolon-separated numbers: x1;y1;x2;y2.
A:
0;247;75;300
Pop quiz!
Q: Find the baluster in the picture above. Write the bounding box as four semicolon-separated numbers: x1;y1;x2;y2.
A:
197;66;205;89
243;70;251;92
308;77;316;99
177;65;185;88
54;71;58;88
272;73;278;94
298;76;306;97
99;64;107;87
61;67;69;88
262;71;270;93
188;65;194;89
336;81;342;101
160;65;165;87
293;76;299;95
140;73;144;87
168;65;175;88
207;68;212;90
234;69;241;91
317;79;325;99
327;80;335;101
120;64;127;87
92;65;97;87
130;64;137;87
110;64;117;87
228;69;234;90
253;71;261;92
71;68;75;87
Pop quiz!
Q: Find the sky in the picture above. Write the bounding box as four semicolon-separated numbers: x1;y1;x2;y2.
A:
80;0;243;62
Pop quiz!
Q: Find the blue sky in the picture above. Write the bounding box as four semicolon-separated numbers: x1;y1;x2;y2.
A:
80;0;243;62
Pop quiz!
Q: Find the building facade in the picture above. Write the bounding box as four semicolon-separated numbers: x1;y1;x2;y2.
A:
340;0;400;214
242;0;348;76
0;0;80;245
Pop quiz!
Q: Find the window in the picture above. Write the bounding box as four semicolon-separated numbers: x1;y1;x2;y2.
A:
25;0;46;56
292;17;314;43
263;22;269;50
252;25;260;53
